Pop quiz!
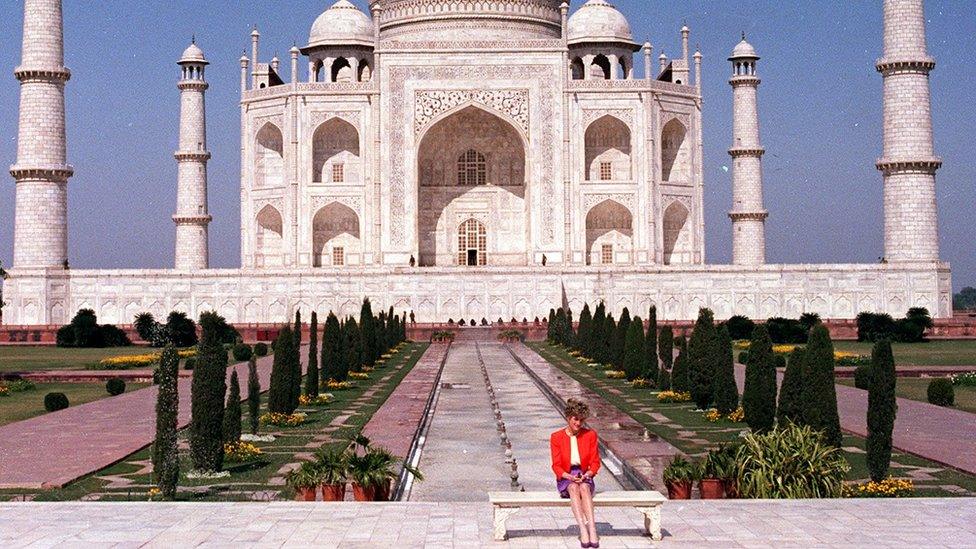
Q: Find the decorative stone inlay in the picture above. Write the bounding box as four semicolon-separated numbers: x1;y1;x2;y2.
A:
583;193;635;213
380;39;564;52
254;198;285;215
662;194;692;209
415;89;529;135
311;194;363;214
310;111;361;134
582;109;633;128
568;79;697;96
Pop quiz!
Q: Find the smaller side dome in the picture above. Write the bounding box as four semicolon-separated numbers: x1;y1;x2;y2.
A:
307;0;375;49
567;0;635;46
179;41;207;64
729;36;759;60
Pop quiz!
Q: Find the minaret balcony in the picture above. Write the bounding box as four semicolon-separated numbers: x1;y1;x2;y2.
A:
875;157;942;176
14;66;71;83
875;57;936;75
9;164;74;182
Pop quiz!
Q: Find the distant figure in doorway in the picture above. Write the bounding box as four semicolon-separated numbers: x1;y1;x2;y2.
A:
550;399;601;548
409;254;416;267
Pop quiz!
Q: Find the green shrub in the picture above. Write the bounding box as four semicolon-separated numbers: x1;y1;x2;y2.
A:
223;370;242;444
183;357;196;370
775;355;787;369
802;325;842;447
927;378;954;407
134;312;157;342
952;372;976;387
247;356;261;435
166;311;198;347
658;368;671;391
765;317;808;344
622;316;644;382
777;348;806;426
613;308;631;369
232;343;253;362
305;311;319;398
738;351;750;365
725;315;756;340
854;364;873;390
643;306;658;383
735;423;849;498
671;336;689;393
856;312;896;342
254;342;269;357
321;312;345;383
658;325;674;373
106;378;126;396
713;326;739;415
688;308;718;410
56;309;131;348
153;347;180;498
190;312;228;472
867;340;897;482
742;325;776;433
44;392;70;412
268;326;296;414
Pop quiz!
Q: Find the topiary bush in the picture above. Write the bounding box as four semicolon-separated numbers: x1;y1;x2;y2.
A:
254;342;269;357
106;378;126;396
927;378;954;407
854;364;873;390
184;357;196;370
232;343;253;362
738;351;750;365
725;315;756;341
44;392;69;412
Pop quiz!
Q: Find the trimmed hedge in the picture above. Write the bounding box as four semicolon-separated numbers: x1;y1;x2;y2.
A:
106;378;126;396
927;378;954;407
232;343;253;362
854;364;873;390
44;392;69;412
254;342;269;357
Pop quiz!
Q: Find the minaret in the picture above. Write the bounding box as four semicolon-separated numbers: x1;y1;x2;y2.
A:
173;40;211;270
10;0;73;269
877;0;941;262
728;35;768;265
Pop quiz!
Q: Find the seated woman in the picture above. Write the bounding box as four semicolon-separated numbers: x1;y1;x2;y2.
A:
550;398;601;548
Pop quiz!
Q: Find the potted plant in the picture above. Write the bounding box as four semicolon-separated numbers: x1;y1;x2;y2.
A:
662;455;696;499
698;451;726;499
286;461;321;501
713;443;742;498
316;448;349;502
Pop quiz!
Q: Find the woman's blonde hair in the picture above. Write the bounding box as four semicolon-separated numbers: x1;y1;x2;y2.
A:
565;398;590;420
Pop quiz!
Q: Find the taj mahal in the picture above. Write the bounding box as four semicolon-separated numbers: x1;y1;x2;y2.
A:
3;0;952;325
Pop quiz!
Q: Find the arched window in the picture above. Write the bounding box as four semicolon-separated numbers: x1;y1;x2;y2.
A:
457;219;487;266
313;118;360;183
255;205;283;267
457;149;487;186
359;62;371;82
585;200;633;266
585;116;632;181
591;55;611;80
663;201;690;265
254;123;283;188
312;202;361;267
331;57;352;83
570;57;585;80
661;119;690;182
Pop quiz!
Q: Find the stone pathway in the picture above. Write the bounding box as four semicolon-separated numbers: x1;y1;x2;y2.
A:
734;364;976;475
0;353;281;489
0;499;974;547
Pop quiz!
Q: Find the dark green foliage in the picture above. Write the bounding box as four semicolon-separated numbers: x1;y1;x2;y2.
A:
854;364;873;390
564;307;575;348
290;311;303;412
247;356;260;435
801;324;842;447
589;302;605;360
799;313;821;331
232;343;252;362
56;309;132;348
321;312;345;382
644;306;658;383
343;317;362;373
765;317;808;344
658;325;674;373
742;325;777;432
305;311;319;397
546;309;556;341
725;315;756;340
927;378;954;407
713;326;740;415
223;370;242;444
867;340;897;482
671;335;689;392
44;392;69;412
738;351;750;365
166;311;198;347
268;326;295;414
254;342;269;356
359;299;376;367
602;315;616;366
954;287;976;310
613;308;631;368
203;313;241;345
106;378;126;396
856;312;896;342
134;312;157;342
294;310;302;347
775;354;787;369
153;346;180;498
190;312;228;471
184;357;196;370
576;304;591;351
777;348;806;425
658;367;671;391
622;316;644;381
99;324;132;347
688;308;719;409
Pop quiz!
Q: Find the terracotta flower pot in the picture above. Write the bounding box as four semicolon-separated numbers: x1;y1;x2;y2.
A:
321;483;346;502
296;487;317;501
352;482;376;502
374;479;394;502
699;478;726;499
666;480;693;500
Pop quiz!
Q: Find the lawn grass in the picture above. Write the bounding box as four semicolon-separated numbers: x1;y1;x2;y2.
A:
529;341;976;497
0;382;149;427
837;377;976;415
833;340;976;366
0;346;149;373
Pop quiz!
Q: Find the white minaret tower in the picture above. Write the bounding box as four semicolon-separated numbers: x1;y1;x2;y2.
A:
877;0;941;262
11;0;73;269
728;35;768;265
173;40;211;270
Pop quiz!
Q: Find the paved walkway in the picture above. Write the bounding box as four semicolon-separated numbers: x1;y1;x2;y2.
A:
734;364;976;475
0;352;283;489
0;499;973;547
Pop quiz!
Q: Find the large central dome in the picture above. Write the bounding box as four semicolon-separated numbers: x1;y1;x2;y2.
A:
369;0;565;42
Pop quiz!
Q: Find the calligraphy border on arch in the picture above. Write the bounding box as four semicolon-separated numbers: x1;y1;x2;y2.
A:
414;89;529;136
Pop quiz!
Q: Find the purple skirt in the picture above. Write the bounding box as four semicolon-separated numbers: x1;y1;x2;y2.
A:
557;465;596;498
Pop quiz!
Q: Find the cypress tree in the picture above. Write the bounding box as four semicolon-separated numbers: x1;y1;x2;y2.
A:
658;325;674;373
388;306;397;349
644;306;659;383
320;312;343;383
602;315;616;366
289;321;302;411
223;370;242;443
577;304;592;352
802;324;843;447
688;308;718;410
671;335;689;392
777;347;806;425
305;312;319;397
713;325;740;415
360;299;376;367
293;310;302;348
564;307;575;347
190;312;227;472
590;302;606;359
867;339;897;482
547;309;556;342
742;324;777;431
613;308;631;368
153;346;179;499
377;311;388;355
622;316;644;381
247;356;260;435
344;316;362;374
268;326;294;414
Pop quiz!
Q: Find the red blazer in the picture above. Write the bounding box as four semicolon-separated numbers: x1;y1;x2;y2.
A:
550;428;601;480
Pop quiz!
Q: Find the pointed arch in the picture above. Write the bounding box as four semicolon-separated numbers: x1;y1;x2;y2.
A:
591;54;611;79
663;201;690;265
570;57;585;80
313;118;360;184
312;202;361;267
254;123;284;188
585;115;632;181
331;57;352;83
255;204;284;267
585;199;633;265
662;118;691;182
358;62;371;82
457;218;487;266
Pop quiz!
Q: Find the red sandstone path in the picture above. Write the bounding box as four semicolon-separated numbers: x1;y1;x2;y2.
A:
0;353;280;489
734;365;976;475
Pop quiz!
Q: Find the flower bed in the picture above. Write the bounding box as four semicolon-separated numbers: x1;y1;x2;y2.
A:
95;349;197;370
952;371;976;387
0;379;36;396
631;378;653;389
604;370;626;379
704;407;745;423
299;393;334;407
323;379;354;390
843;478;915;498
224;441;264;463
657;390;692;403
260;412;307;427
348;371;370;380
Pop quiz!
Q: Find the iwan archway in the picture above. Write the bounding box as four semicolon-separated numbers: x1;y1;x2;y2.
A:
416;105;528;267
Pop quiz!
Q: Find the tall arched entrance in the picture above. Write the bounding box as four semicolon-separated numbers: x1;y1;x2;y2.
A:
416;105;527;267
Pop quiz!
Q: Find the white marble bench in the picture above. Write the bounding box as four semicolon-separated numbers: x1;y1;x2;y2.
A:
488;490;665;541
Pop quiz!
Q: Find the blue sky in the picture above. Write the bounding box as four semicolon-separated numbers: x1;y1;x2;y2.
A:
1;1;973;289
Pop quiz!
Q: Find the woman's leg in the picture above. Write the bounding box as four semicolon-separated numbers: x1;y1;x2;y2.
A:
579;483;599;543
566;484;590;544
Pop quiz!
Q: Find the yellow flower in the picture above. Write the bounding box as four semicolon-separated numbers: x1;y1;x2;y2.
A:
260;412;307;427
605;370;627;379
704;409;722;422
657;391;692;403
728;407;745;422
631;378;653;389
349;371;369;380
0;386;9;397
772;344;799;355
733;340;751;351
